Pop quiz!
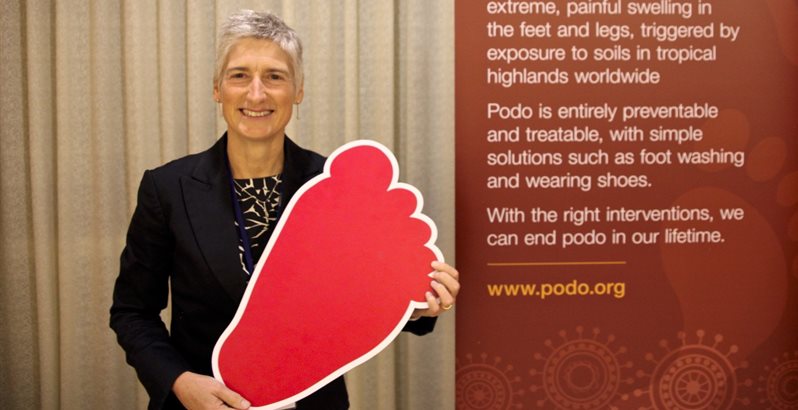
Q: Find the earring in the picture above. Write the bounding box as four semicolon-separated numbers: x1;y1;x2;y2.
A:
295;103;300;120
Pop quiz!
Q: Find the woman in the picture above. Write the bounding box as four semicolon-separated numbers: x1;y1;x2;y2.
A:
110;10;459;410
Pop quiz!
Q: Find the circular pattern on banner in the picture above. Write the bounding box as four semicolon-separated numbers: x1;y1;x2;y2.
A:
649;333;738;410
529;327;631;409
761;355;798;409
457;354;520;410
542;339;621;409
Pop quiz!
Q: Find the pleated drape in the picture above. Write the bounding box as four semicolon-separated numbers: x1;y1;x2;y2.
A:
0;1;454;409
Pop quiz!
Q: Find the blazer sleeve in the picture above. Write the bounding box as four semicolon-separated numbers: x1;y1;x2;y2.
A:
402;316;437;335
110;170;189;409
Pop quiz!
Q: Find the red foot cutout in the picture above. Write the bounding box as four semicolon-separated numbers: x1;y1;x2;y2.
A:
212;140;442;409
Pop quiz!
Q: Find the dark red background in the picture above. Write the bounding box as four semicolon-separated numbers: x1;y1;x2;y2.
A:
455;1;798;409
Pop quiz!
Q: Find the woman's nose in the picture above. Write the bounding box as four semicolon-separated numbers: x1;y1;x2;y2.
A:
247;78;268;102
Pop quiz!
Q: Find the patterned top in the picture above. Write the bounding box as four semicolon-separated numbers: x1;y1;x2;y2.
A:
233;175;282;277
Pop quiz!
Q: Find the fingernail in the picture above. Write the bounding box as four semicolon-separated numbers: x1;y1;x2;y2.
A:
428;272;436;278
426;291;433;298
242;400;251;408
431;261;441;267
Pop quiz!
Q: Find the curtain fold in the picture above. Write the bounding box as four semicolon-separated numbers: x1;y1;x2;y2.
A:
1;1;39;408
0;1;454;409
24;1;59;408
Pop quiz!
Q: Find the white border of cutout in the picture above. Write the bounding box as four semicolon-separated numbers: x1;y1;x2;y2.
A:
212;139;443;410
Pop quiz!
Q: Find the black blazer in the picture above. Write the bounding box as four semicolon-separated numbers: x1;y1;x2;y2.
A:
110;135;435;410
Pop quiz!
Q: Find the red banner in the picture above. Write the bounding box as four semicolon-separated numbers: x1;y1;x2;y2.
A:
455;1;798;409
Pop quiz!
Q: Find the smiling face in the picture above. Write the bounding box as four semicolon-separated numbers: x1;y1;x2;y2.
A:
214;38;303;145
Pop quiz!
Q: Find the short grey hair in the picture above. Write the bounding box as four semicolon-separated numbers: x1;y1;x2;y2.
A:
214;10;304;89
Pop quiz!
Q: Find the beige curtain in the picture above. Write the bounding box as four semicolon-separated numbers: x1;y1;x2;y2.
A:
0;1;454;409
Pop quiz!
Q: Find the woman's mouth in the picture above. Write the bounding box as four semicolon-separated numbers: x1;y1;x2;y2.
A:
241;109;273;117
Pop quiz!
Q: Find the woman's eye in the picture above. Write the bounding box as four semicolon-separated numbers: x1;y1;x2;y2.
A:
230;72;247;79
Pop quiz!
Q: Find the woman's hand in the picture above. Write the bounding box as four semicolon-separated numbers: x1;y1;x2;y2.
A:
173;371;251;410
411;261;460;319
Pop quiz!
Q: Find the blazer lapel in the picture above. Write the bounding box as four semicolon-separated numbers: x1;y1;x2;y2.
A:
281;136;323;204
181;135;247;303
